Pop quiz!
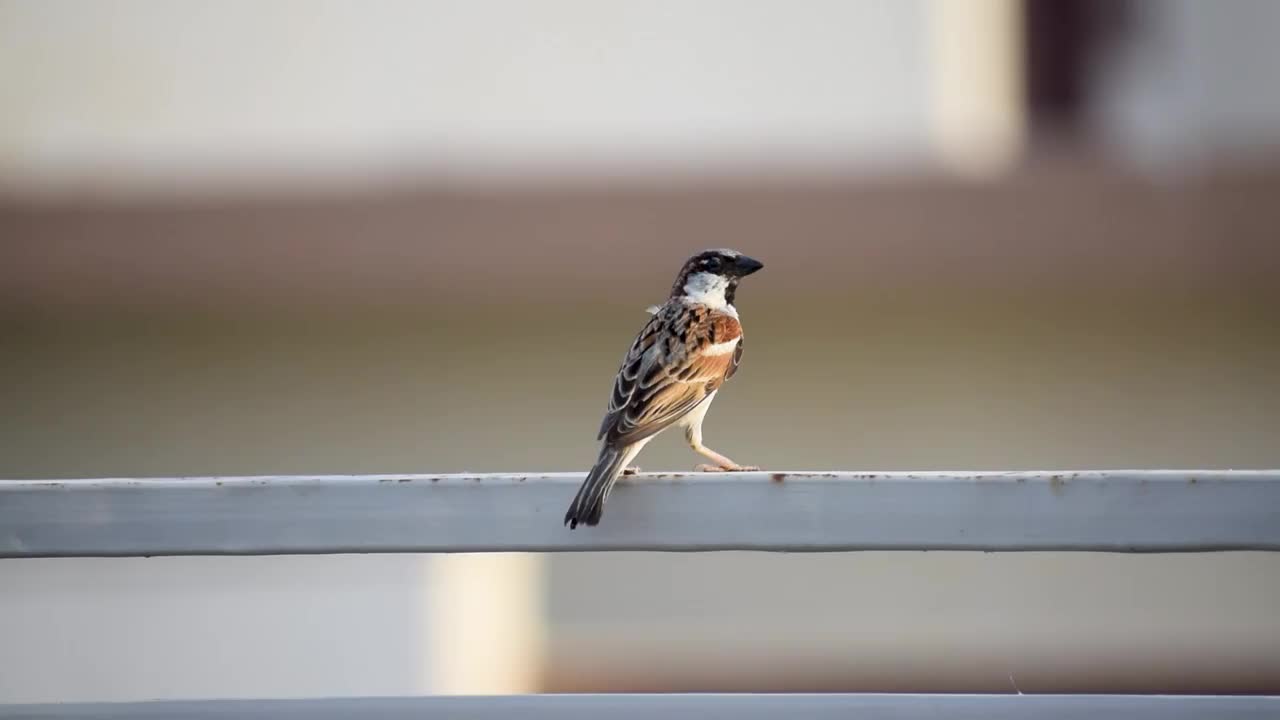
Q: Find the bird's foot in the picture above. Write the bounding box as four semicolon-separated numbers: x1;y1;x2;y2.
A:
695;463;760;472
621;466;642;476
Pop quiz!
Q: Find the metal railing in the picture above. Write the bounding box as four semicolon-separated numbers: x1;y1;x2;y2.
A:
1;692;1277;719
2;469;1278;718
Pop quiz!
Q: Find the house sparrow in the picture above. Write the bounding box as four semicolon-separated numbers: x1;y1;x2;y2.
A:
564;249;764;528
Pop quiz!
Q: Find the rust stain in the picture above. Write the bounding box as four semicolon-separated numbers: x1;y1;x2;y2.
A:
771;473;787;483
1048;475;1066;496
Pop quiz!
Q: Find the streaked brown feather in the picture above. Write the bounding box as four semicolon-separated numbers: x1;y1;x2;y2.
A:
597;301;743;446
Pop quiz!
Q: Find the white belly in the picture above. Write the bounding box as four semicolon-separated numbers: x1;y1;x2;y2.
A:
676;390;718;431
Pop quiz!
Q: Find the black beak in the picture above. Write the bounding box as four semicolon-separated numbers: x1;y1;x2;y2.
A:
734;255;764;276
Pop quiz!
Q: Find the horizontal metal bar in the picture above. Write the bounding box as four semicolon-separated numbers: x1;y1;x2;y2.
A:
2;466;1280;556
2;470;1277;557
2;694;1278;719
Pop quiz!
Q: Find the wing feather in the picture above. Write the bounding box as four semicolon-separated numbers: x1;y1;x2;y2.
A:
598;312;665;439
597;303;740;446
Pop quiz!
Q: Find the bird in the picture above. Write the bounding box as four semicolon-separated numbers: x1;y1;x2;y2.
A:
564;248;764;529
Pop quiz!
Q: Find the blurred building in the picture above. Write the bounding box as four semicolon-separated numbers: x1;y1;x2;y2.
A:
2;0;1278;702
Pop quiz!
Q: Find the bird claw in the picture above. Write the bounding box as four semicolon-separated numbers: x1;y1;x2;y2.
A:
621;466;642;476
695;463;759;472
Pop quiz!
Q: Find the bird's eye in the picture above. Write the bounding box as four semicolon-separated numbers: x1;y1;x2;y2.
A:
705;257;723;272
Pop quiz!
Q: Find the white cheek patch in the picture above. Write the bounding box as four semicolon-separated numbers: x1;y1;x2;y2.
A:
703;337;740;356
683;272;730;309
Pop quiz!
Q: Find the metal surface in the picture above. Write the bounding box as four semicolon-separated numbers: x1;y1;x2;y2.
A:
2;694;1278;719
2;470;1277;557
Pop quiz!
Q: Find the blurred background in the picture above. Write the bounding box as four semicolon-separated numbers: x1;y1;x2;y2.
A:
2;0;1279;703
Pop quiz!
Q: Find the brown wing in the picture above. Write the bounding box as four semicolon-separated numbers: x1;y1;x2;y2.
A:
597;310;666;439
598;303;739;447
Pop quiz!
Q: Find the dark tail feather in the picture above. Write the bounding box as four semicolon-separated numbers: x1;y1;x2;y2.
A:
564;446;629;529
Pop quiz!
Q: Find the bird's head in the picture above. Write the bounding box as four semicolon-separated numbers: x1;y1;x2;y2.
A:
671;249;763;309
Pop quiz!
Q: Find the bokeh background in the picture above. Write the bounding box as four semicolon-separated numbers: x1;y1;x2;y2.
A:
2;0;1279;703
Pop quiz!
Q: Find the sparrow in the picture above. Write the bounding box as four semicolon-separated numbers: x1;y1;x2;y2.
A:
564;248;764;528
